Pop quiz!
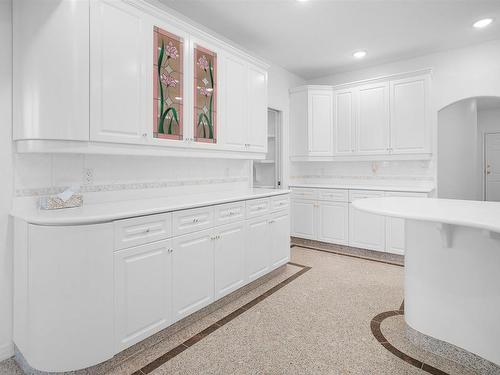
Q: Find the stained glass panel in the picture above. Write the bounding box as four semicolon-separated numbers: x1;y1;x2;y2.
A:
153;26;183;140
194;45;217;143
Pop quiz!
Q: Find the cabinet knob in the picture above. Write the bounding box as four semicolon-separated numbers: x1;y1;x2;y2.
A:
142;133;147;137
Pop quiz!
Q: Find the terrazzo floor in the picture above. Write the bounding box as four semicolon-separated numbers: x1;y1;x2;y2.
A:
0;246;477;374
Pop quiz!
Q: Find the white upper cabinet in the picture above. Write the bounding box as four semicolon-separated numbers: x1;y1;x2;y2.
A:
308;89;334;155
290;71;432;160
222;54;247;150
333;88;357;155
246;64;268;152
357;82;390;154
90;0;148;145
289;87;333;157
13;0;269;159
390;75;431;154
13;0;90;141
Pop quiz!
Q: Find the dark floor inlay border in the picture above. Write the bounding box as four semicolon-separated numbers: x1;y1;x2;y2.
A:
135;262;311;374
370;301;449;375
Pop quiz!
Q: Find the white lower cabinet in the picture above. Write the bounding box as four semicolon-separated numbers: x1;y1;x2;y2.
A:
290;199;316;239
114;240;172;351
269;211;291;269
172;229;215;321
348;204;386;251
317;201;349;245
245;216;271;282
214;222;246;299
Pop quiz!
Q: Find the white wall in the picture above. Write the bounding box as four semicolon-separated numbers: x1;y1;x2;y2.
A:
437;99;480;200
0;0;14;361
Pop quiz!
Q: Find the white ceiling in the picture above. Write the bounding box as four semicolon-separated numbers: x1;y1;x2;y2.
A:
160;0;500;80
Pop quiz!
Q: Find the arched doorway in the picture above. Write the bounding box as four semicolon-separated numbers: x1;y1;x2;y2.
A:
437;96;500;201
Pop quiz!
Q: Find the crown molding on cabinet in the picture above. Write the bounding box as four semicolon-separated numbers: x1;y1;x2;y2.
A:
289;68;433;94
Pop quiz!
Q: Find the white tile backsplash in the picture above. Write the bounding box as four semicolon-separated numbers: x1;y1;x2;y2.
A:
15;154;251;198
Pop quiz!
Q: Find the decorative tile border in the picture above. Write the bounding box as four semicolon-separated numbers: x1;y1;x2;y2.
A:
15;176;249;197
132;262;312;374
370;303;450;375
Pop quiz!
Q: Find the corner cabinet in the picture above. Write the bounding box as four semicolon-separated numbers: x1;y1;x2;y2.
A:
13;0;269;159
290;70;432;160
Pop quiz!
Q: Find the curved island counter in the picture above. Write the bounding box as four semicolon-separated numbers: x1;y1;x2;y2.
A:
353;197;500;370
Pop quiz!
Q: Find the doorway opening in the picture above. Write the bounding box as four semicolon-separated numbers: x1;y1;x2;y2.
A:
437;96;500;201
253;108;282;188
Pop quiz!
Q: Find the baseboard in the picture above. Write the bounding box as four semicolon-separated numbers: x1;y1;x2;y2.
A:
0;341;14;362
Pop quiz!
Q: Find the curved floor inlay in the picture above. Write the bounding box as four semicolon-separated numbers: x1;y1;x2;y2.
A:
370;303;449;375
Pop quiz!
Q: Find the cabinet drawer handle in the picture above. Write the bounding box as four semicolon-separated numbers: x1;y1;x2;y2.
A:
192;218;200;223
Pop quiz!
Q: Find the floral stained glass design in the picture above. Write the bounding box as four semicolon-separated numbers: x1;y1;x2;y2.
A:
154;27;183;139
194;45;217;143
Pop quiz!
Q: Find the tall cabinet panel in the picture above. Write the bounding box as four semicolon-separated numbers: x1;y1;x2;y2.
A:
308;89;333;155
13;0;90;141
90;0;148;144
114;240;172;351
333;88;357;155
247;65;268;152
390;75;430;154
357;82;390;154
269;211;291;269
172;229;214;321
222;54;247;150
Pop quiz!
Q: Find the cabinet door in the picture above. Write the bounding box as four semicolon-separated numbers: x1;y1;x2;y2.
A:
385;192;426;254
317;201;348;245
333;88;356;155
90;0;147;144
222;54;247;150
214;222;245;299
13;0;90;141
172;229;214;321
269;211;290;269
247;64;268;152
348;203;386;251
114;240;172;351
245;216;270;282
390;75;430;154
308;89;333;155
357;82;390;154
290;199;316;239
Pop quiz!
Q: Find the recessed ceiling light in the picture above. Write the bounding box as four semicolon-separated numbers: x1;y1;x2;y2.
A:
353;50;367;59
296;0;309;2
473;18;493;28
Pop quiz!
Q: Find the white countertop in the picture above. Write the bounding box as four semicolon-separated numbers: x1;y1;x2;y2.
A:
11;188;289;226
289;183;434;193
353;197;500;233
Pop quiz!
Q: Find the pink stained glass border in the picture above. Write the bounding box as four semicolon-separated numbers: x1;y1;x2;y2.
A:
193;44;217;144
153;26;184;140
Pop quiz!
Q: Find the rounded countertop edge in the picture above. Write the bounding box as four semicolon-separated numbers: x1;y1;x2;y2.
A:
353;197;500;234
11;189;291;226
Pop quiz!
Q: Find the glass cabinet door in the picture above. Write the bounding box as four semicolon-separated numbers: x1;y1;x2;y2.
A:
153;26;184;140
194;45;217;143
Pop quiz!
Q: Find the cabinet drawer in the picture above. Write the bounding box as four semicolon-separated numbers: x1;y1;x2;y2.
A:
349;190;385;202
114;213;172;251
245;198;270;218
172;206;214;236
317;189;348;202
270;195;290;212
214;201;245;225
290;188;316;200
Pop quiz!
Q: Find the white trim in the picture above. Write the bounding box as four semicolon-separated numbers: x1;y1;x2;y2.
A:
289;68;433;94
0;342;14;362
290;153;432;162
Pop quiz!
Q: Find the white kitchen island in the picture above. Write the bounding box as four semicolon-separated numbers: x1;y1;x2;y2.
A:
353;197;500;369
11;189;290;373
